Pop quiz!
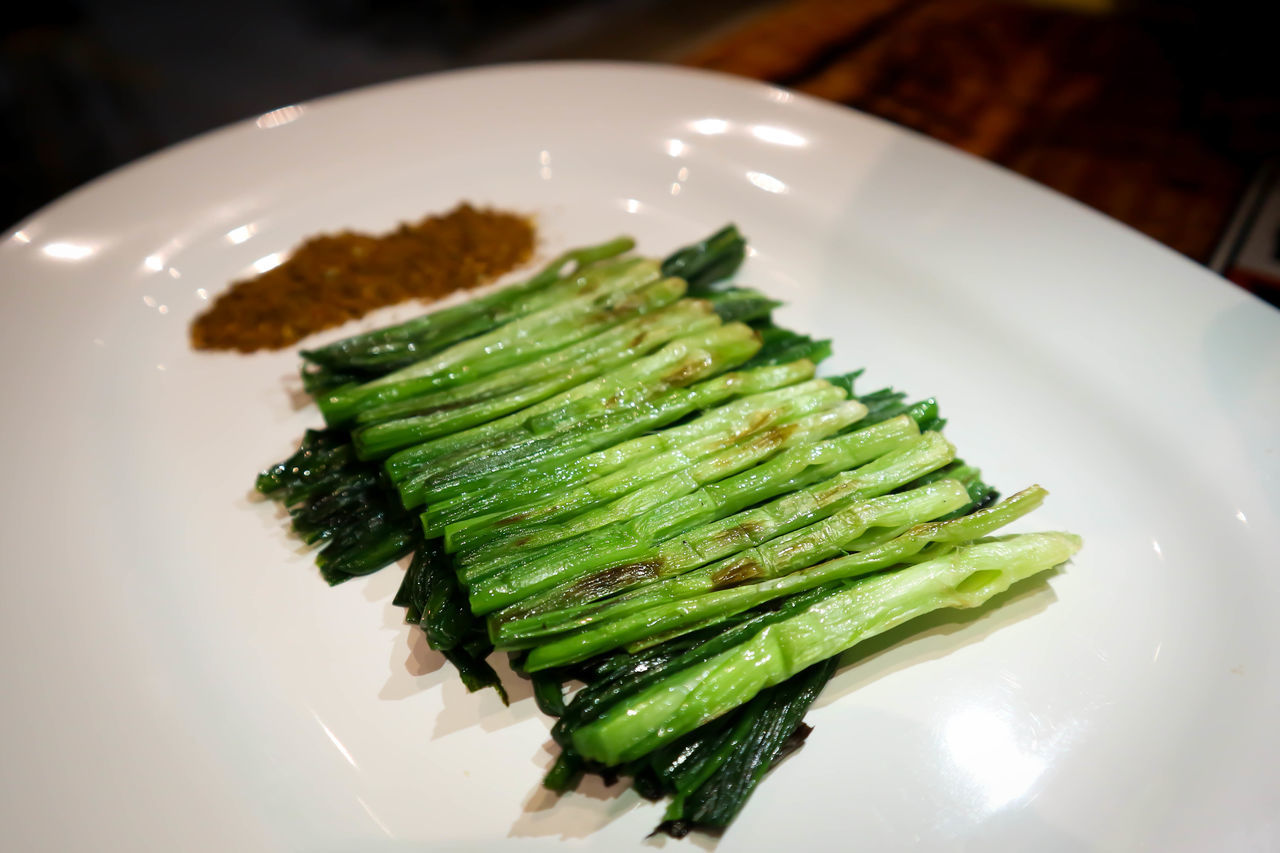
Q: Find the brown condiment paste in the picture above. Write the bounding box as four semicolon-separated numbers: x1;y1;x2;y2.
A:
191;203;535;352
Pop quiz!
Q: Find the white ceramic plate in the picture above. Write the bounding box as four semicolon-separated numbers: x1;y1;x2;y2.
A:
2;63;1277;852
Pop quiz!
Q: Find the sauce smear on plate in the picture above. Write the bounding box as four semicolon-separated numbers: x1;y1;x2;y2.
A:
191;203;535;352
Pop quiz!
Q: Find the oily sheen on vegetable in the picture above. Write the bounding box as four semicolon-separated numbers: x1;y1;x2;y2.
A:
255;225;1080;838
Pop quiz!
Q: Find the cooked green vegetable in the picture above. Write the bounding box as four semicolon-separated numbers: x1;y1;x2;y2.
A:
568;532;1081;765
421;373;831;537
661;224;746;293
518;479;974;667
319;258;665;424
486;427;955;627
511;483;1045;654
466;422;947;614
254;225;1080;839
451;400;868;571
647;657;835;836
382;319;761;473
300;236;638;392
351;290;717;457
394;359;815;510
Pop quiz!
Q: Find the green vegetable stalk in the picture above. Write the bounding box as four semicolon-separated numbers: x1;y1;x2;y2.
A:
569;531;1081;765
254;225;1082;839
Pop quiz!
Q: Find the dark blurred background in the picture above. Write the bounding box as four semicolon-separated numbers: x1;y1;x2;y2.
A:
3;0;1277;299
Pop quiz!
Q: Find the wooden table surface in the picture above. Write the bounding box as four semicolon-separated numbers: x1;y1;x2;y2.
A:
682;0;1278;266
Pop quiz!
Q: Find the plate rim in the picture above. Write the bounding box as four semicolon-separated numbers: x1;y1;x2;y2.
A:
8;58;1271;321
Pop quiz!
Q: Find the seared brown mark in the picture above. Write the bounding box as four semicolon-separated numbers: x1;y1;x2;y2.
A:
494;501;565;527
495;509;536;526
712;520;767;549
661;357;712;387
711;557;764;590
704;423;798;475
751;423;797;452
815;479;856;505
629;330;651;348
711;411;777;451
566;559;665;600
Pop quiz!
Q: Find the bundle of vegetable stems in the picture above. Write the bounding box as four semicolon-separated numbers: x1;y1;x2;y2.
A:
256;226;1080;837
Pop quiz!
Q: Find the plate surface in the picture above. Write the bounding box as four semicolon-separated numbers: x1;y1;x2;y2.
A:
2;62;1277;852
